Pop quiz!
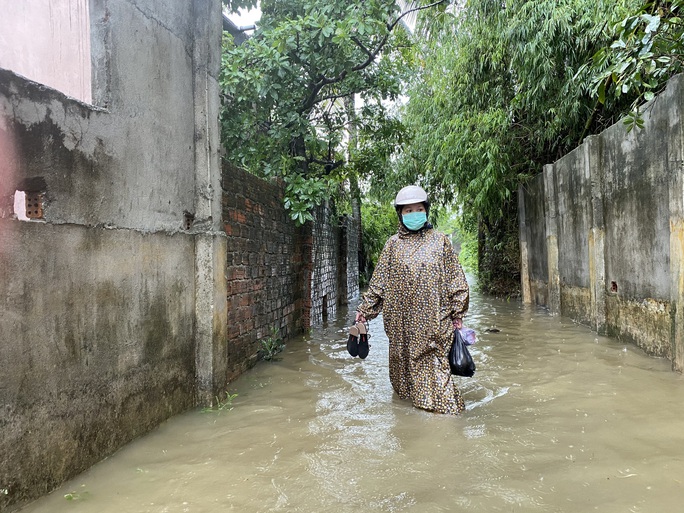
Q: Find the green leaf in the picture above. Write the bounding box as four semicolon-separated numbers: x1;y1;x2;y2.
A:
598;81;606;104
641;14;661;34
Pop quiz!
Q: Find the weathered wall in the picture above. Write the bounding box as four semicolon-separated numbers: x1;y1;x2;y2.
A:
519;174;547;306
0;0;225;510
520;73;684;371
0;0;92;104
0;221;196;505
553;144;594;325
0;0;361;508
221;164;361;380
221;164;307;381
339;213;361;306
310;203;340;325
309;203;360;326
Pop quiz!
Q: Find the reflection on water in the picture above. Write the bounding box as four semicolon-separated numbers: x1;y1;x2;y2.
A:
21;282;684;513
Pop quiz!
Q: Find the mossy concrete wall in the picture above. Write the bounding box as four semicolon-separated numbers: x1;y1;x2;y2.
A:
0;0;226;510
519;73;684;371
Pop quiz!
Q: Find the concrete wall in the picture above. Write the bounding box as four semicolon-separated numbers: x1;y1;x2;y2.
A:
520;73;684;371
0;0;361;508
0;0;92;104
0;0;225;510
519;173;547;305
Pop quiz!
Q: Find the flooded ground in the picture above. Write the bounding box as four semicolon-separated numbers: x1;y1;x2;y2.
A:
21;282;684;513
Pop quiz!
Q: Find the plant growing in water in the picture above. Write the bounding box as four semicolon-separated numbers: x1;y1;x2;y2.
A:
63;486;89;501
201;391;238;414
260;326;284;361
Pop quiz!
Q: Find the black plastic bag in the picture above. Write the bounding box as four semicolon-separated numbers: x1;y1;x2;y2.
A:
449;329;476;377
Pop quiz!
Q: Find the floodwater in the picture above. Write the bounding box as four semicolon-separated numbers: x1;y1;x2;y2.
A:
21;281;684;513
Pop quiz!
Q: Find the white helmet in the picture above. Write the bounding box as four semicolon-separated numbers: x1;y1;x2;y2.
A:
394;185;428;206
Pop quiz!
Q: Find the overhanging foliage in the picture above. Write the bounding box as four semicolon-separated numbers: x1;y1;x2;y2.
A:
390;0;643;230
577;0;684;131
220;0;444;224
220;0;684;294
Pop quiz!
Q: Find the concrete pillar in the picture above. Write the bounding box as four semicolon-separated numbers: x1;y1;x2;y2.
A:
586;135;607;334
667;75;684;373
192;0;228;404
671;167;684;372
668;113;684;375
195;233;228;402
544;164;561;315
518;184;532;304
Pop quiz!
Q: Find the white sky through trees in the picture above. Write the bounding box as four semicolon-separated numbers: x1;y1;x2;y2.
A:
226;6;261;28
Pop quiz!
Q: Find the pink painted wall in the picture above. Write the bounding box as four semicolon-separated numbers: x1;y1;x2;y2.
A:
0;0;91;104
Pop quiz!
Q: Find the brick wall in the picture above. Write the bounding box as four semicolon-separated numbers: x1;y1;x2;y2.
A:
309;202;339;326
222;164;308;382
221;164;361;382
341;213;360;304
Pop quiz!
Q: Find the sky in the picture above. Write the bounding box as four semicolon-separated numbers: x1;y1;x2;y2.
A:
224;4;423;33
225;7;261;28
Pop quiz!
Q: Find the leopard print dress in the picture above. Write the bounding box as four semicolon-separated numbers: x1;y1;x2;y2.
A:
357;225;469;415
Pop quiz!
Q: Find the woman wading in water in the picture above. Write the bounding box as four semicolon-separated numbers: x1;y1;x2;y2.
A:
353;185;470;415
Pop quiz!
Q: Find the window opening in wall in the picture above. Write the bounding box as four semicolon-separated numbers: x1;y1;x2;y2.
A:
0;0;93;104
322;294;328;321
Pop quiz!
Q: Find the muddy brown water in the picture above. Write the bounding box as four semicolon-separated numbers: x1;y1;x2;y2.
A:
20;282;684;513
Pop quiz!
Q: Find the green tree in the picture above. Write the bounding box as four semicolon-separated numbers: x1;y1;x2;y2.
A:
434;209;477;274
221;0;444;224
224;0;258;14
387;0;642;294
577;0;684;131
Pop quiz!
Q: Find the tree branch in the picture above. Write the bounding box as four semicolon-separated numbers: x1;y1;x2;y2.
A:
309;158;346;173
387;0;449;33
351;36;374;59
317;91;355;104
300;1;448;114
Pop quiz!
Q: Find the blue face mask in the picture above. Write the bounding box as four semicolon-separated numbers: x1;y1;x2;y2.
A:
402;211;427;231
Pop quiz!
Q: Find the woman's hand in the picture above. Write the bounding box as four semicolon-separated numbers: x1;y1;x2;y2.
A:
452;318;463;330
355;312;367;324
